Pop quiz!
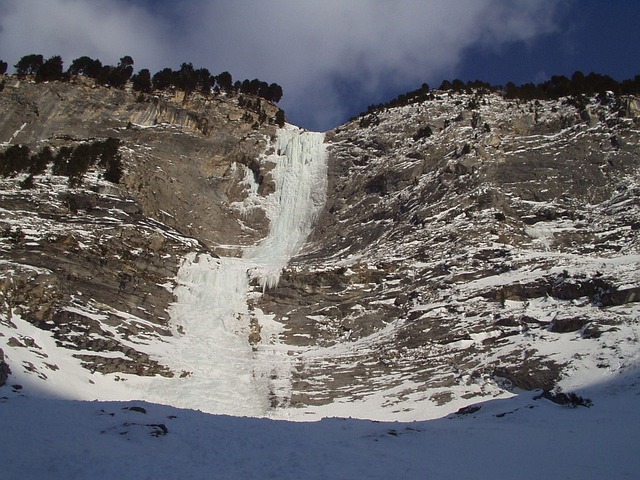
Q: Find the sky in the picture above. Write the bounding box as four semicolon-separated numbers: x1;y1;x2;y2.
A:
0;0;638;131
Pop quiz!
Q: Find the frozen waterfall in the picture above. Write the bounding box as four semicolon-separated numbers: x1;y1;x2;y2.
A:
247;127;328;289
148;126;328;417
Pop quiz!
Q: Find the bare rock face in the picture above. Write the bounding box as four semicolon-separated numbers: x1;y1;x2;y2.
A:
254;91;640;413
0;77;281;379
2;77;640;418
0;78;281;250
621;95;640;118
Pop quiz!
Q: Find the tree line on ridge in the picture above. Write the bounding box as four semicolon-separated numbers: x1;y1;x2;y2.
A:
0;54;283;103
362;71;640;116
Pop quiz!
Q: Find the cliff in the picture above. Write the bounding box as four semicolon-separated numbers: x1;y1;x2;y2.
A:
0;76;281;378
1;76;639;419
259;89;640;416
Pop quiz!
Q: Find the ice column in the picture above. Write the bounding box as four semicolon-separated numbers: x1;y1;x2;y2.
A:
246;127;327;289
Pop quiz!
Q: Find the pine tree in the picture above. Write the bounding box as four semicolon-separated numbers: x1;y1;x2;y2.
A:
15;54;44;77
131;69;152;93
176;62;197;99
108;56;134;88
35;55;64;83
98;138;123;183
68;56;103;78
194;67;212;95
29;146;54;175
152;68;175;91
0;145;31;176
216;71;233;91
266;83;283;103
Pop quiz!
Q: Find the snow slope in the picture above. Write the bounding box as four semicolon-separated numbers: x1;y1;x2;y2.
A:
1;370;638;480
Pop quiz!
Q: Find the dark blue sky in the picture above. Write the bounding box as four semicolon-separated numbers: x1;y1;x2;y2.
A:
456;2;639;86
0;1;638;131
358;2;640;122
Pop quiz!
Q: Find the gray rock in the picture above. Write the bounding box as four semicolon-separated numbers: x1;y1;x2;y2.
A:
0;348;10;387
0;79;281;378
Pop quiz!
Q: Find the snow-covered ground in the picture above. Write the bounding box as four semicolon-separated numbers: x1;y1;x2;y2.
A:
1;369;638;479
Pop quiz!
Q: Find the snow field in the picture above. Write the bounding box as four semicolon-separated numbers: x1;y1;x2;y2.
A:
1;370;639;480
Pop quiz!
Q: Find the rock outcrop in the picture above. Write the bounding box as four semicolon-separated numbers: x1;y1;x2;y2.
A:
0;76;282;380
1;76;639;419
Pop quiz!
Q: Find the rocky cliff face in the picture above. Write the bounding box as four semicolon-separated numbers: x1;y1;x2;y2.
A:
0;77;281;250
1;76;639;419
0;76;281;380
257;90;640;415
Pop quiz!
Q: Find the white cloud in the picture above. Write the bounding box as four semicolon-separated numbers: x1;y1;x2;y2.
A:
0;0;563;130
177;0;563;128
0;0;172;71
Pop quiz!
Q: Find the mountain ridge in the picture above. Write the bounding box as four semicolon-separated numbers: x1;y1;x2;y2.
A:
0;73;639;421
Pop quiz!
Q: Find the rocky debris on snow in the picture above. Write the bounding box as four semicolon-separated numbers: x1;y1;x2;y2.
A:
99;404;170;437
533;390;593;408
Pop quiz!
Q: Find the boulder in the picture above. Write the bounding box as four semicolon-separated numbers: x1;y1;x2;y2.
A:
0;348;10;387
548;317;590;333
621;96;640;118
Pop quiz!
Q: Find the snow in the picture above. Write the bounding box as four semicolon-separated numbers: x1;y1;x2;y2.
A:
0;311;133;400
1;370;639;480
2;92;640;478
138;253;269;415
